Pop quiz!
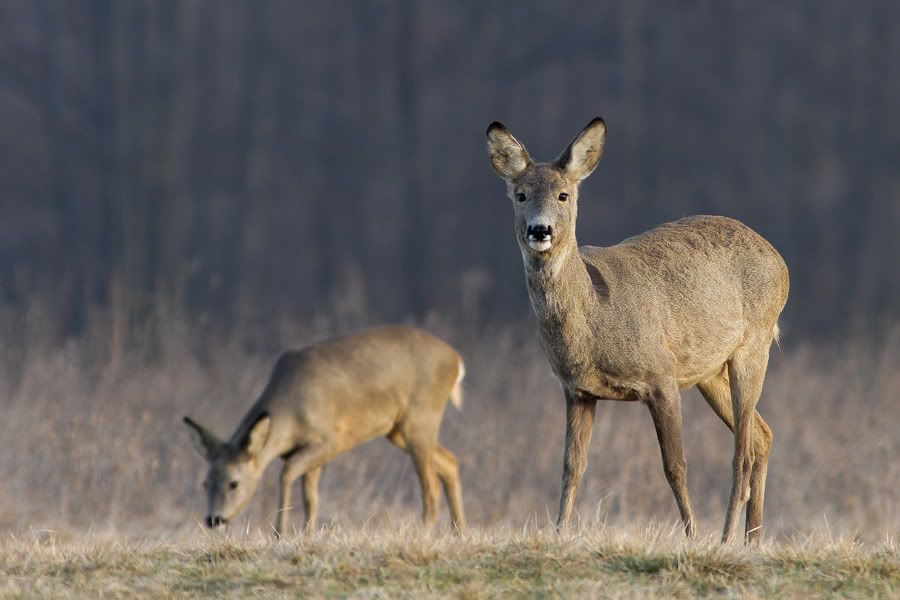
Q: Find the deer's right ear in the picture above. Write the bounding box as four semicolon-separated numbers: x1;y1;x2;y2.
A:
486;122;531;180
183;416;222;461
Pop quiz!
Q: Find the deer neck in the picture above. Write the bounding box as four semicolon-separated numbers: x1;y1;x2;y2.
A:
525;239;639;400
525;237;596;347
231;410;292;473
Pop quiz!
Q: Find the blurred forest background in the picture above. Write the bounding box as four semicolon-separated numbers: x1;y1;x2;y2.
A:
1;0;898;341
1;1;899;538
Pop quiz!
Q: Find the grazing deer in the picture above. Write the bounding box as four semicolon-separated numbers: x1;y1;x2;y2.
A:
486;117;789;543
183;325;467;537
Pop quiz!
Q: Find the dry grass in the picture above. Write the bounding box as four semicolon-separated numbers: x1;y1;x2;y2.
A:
2;525;898;598
0;302;899;595
0;306;900;598
2;304;898;540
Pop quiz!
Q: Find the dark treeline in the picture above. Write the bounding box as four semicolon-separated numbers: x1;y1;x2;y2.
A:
1;1;897;341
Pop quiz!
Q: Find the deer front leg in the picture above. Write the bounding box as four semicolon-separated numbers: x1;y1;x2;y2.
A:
556;390;597;531
276;444;331;538
646;379;696;538
302;467;322;532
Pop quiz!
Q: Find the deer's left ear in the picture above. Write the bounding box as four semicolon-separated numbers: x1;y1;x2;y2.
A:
555;117;606;181
241;413;271;457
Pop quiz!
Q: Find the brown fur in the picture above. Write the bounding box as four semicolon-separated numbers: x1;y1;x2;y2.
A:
184;325;466;536
486;118;788;543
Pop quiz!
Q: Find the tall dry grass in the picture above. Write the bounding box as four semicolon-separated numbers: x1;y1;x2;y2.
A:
1;300;898;541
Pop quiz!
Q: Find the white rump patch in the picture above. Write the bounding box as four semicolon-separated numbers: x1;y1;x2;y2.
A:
450;359;465;409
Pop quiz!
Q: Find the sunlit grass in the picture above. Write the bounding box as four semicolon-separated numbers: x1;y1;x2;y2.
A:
2;525;897;598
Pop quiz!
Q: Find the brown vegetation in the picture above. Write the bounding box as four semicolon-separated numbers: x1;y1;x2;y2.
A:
1;304;897;541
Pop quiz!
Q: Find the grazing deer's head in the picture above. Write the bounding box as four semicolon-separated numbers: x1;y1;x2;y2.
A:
183;413;271;528
486;117;606;266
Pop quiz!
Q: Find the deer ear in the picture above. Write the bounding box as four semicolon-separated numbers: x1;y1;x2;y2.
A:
486;121;532;180
555;117;606;181
241;413;271;457
183;417;223;461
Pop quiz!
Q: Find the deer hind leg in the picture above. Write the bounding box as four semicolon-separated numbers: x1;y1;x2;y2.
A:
390;427;452;530
391;421;443;529
301;467;322;533
556;390;598;531
646;378;696;538
408;439;441;528
433;445;466;532
698;372;773;544
722;343;771;543
745;414;772;544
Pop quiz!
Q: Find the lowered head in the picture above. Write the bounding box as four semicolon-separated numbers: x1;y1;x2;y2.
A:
183;413;271;528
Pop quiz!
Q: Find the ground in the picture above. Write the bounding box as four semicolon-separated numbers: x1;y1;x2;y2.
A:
2;525;897;598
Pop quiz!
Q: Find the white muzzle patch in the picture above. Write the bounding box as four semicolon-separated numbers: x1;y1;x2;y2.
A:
527;236;552;252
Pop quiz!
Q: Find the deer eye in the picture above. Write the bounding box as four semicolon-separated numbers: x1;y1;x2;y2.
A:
558;192;569;202
229;481;239;490
516;193;526;203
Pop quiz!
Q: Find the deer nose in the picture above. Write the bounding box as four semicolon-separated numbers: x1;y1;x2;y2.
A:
206;515;227;528
527;224;553;241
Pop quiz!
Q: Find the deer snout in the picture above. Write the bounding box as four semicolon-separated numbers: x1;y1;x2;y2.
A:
206;515;228;528
527;224;552;240
526;224;553;251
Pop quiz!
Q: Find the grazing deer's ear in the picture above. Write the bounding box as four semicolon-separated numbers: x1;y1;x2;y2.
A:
241;413;271;457
555;117;606;181
486;121;532;180
183;417;223;461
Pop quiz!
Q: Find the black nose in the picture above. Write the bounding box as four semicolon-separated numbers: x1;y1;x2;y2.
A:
206;515;227;528
527;224;553;241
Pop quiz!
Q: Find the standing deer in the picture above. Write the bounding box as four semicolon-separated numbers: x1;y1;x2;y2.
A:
485;117;789;543
183;325;466;537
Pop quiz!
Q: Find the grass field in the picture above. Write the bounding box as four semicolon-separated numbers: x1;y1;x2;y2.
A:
3;525;898;598
1;309;899;597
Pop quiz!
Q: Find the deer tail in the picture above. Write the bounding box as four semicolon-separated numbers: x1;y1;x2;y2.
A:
449;359;465;410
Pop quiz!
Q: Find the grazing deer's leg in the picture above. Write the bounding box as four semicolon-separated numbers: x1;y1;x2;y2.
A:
277;470;295;538
745;415;772;544
646;378;696;538
722;344;770;543
302;467;322;532
408;440;441;528
698;373;772;544
392;428;463;528
433;445;466;531
556;391;598;531
276;444;332;538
